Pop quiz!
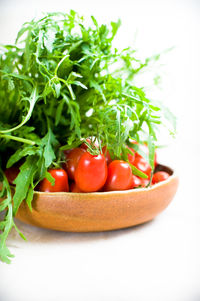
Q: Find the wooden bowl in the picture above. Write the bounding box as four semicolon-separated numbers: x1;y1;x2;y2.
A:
15;164;178;232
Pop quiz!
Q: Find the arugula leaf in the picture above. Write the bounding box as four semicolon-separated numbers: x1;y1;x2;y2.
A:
13;155;38;215
0;87;39;134
6;146;38;168
0;169;25;264
41;127;58;168
0;203;15;264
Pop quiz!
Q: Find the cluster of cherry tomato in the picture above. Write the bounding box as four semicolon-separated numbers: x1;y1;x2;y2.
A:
4;140;170;193
38;140;170;193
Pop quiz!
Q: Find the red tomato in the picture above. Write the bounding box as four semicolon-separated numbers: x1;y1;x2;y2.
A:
64;147;86;180
129;174;141;189
4;166;20;184
154;152;158;167
140;178;149;187
133;157;152;179
39;169;69;192
104;160;133;191
75;152;107;192
70;182;82;193
63;149;73;155
127;147;135;165
130;141;157;167
102;146;112;165
152;171;169;184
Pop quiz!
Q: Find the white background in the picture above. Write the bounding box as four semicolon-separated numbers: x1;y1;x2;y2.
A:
0;0;200;300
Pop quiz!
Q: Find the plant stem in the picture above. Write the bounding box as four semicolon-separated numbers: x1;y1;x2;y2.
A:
0;134;35;145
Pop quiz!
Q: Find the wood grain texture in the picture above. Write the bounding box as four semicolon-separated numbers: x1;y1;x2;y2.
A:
14;165;179;232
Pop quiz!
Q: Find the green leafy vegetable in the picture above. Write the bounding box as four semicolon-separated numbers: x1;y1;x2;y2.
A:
0;10;176;263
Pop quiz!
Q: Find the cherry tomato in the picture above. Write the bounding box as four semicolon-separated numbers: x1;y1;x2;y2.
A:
127;147;135;165
140;178;149;187
152;171;169;184
70;182;82;193
39;169;69;192
102;146;112;165
4;166;20;184
75;152;107;192
64;147;86;180
133;156;152;179
104;160;133;191
129;174;141;189
130;141;157;167
63;149;73;155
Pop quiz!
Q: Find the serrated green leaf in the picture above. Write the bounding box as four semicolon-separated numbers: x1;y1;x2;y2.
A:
26;188;34;211
45;170;55;185
55;99;65;126
13;156;38;215
6;146;38;168
41;128;57;168
0;87;39;134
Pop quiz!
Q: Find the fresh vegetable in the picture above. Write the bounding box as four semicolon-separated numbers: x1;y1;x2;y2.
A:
104;160;133;191
130;141;157;167
4;165;20;185
39;169;69;192
133;156;152;179
64;147;86;180
70;182;82;193
152;171;169;184
74;152;107;192
127;147;136;165
129;174;141;189
0;11;176;263
140;178;149;188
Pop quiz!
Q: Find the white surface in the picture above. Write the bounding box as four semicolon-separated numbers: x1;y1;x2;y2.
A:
0;1;200;301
